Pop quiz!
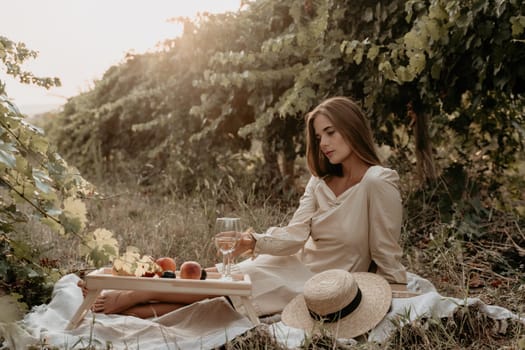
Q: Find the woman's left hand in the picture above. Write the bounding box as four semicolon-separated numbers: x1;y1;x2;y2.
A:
231;231;255;258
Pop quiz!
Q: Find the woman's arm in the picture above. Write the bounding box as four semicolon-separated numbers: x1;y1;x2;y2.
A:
367;168;407;284
247;176;320;257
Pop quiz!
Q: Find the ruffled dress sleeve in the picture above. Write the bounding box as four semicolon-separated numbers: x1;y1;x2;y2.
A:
251;176;319;256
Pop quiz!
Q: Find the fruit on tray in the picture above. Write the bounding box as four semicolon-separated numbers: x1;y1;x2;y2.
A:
112;254;158;277
180;261;202;279
111;252;209;280
111;266;134;277
155;257;177;276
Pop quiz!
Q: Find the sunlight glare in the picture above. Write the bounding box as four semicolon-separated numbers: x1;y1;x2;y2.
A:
0;0;241;112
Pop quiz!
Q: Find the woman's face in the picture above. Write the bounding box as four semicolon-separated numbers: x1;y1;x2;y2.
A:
313;114;352;164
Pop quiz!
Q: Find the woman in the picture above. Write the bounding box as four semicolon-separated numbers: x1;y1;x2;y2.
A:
80;96;407;317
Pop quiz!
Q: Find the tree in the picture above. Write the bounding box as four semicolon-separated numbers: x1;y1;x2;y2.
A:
196;0;525;184
0;36;118;306
49;0;525;214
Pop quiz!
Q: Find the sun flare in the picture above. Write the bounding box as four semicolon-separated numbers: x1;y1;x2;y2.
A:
0;0;241;113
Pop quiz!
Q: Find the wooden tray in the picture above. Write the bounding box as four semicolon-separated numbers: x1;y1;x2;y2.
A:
66;267;259;330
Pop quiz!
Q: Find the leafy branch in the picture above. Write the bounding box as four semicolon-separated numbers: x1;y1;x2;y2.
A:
0;35;120;307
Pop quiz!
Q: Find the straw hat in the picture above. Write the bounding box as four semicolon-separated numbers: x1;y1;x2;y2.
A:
281;269;392;339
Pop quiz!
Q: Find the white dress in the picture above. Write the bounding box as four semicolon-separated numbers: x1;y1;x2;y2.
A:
232;165;407;316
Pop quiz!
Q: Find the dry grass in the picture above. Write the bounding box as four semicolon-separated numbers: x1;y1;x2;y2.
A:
216;324;289;350
19;179;296;274
14;176;525;349
402;217;525;316
387;303;524;350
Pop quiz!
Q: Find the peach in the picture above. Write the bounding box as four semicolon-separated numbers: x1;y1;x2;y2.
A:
155;257;176;276
180;261;202;279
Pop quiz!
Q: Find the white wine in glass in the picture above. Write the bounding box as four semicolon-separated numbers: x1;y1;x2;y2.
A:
214;217;241;281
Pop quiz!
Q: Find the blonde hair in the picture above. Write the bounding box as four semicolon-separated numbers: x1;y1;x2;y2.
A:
305;96;381;177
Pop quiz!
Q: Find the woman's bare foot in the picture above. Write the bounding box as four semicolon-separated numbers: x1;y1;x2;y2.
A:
76;280;150;314
91;290;149;314
76;278;210;316
77;280;89;297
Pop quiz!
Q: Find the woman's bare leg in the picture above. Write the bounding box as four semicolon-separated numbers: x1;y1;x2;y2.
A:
77;280;214;315
90;290;214;314
120;303;186;318
91;290;150;314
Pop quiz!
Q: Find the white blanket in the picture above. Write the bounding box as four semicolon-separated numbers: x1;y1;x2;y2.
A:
1;273;523;349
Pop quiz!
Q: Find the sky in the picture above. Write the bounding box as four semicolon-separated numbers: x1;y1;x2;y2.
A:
0;0;240;115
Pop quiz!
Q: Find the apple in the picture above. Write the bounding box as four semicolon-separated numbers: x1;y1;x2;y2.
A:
155;257;177;276
180;261;202;279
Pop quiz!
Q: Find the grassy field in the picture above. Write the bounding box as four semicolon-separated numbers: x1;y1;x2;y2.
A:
15;172;525;349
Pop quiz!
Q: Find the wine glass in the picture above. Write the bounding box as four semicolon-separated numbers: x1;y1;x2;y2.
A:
214;217;241;281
